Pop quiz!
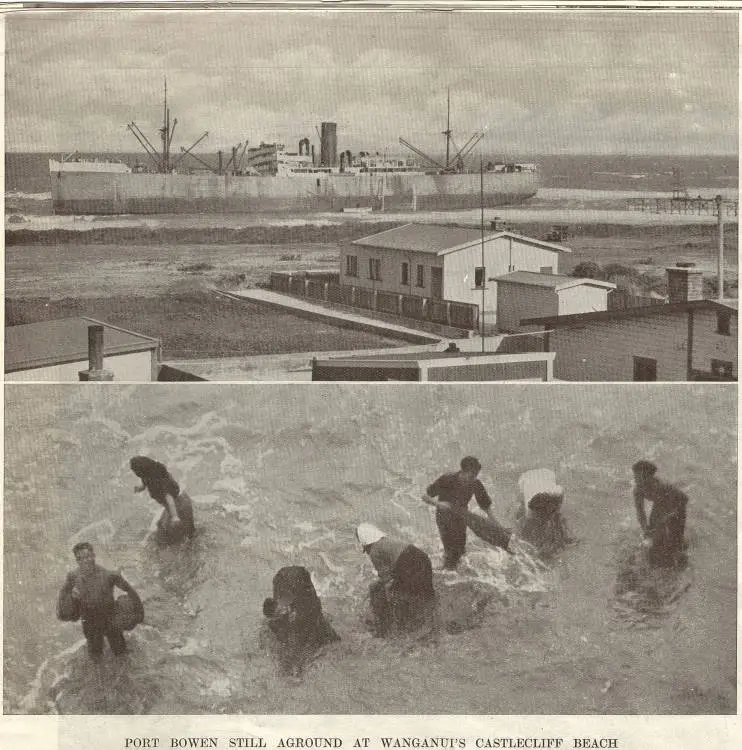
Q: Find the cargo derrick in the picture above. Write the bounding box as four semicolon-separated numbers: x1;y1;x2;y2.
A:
50;85;539;215
399;89;484;175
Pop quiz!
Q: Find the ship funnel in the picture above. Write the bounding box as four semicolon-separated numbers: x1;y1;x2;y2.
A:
320;122;337;168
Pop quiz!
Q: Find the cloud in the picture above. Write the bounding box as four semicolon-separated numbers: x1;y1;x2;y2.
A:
4;10;738;155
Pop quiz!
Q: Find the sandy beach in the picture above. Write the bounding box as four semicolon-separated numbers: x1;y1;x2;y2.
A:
5;190;738;362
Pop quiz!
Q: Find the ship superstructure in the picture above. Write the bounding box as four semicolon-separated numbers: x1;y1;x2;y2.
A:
50;86;539;215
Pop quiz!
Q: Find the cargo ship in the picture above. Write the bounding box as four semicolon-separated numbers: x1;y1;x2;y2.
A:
49;88;539;215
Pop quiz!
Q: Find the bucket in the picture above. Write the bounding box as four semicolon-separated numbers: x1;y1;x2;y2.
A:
112;594;144;631
57;590;81;622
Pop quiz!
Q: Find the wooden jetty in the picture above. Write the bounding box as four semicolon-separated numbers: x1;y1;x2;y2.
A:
627;194;738;217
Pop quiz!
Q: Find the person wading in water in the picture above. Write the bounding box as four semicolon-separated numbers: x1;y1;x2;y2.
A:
423;456;507;569
57;542;143;659
130;456;195;545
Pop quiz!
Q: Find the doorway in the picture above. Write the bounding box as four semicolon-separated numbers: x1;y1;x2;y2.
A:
431;267;443;299
633;356;657;381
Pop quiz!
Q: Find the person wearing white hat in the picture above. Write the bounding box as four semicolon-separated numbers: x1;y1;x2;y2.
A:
356;524;436;637
515;468;573;557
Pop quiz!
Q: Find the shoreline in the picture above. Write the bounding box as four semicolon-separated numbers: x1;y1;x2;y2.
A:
6;214;739;248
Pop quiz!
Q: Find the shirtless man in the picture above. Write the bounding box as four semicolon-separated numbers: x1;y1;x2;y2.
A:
58;542;143;658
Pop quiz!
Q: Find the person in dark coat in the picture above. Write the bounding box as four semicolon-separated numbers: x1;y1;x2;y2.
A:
356;523;438;637
632;460;689;568
262;566;339;675
58;542;143;659
423;456;503;569
515;468;574;558
130;456;195;544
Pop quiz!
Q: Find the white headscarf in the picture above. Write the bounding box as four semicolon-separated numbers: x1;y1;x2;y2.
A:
518;468;563;504
356;523;386;547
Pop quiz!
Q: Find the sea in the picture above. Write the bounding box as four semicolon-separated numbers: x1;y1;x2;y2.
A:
4;153;738;236
3;384;737;715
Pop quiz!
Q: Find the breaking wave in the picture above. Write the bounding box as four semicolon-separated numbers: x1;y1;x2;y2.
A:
3;385;737;714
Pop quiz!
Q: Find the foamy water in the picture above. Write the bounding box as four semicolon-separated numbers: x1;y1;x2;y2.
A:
3;384;736;715
5;187;738;233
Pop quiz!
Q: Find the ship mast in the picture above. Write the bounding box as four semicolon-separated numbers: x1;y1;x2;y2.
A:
128;81;209;174
163;79;169;172
161;78;178;173
443;88;452;170
399;89;484;174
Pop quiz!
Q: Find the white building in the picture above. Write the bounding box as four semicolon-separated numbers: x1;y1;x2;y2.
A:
523;266;737;381
341;224;571;328
5;317;160;382
494;271;616;333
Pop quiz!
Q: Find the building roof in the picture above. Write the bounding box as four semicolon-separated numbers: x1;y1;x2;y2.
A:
494;271;615;291
522;298;738;327
352;223;571;256
323;351;501;362
5;317;159;373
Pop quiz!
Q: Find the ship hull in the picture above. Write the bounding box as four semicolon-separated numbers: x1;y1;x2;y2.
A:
50;170;539;215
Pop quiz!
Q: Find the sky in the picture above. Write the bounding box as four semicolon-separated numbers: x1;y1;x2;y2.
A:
3;9;739;156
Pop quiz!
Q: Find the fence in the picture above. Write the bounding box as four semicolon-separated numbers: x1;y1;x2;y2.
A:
269;271;480;331
626;196;738;217
607;289;666;311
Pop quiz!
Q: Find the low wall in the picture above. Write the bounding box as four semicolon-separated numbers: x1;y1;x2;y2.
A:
420;352;554;381
312;352;555;382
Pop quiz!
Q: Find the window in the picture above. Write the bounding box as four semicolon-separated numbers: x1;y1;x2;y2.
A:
633;356;657;382
401;262;409;286
717;310;731;336
474;266;485;289
416;264;425;288
346;255;358;277
711;359;735;379
369;258;382;281
540;266;554;275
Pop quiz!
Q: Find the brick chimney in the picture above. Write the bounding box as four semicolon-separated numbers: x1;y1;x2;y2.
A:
666;262;703;303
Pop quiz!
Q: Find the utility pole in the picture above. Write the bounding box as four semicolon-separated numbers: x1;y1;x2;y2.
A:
627;190;733;300
716;194;725;299
480;158;485;351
